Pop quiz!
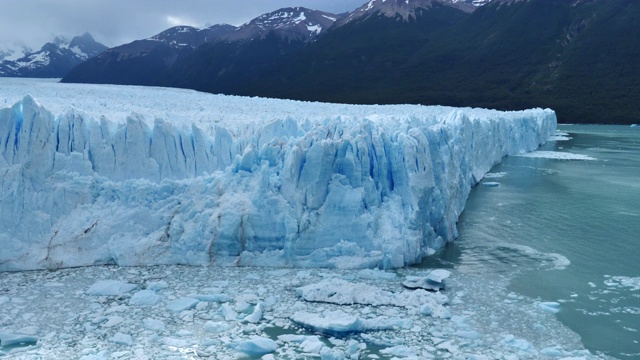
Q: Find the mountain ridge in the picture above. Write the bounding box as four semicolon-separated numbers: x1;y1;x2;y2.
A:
62;0;640;124
0;33;107;78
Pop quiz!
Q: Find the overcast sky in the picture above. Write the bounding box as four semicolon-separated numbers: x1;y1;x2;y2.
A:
0;0;366;50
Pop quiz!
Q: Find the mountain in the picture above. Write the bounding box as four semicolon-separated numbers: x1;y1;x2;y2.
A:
246;0;640;124
63;8;342;88
339;0;477;24
0;33;107;78
62;0;640;124
166;8;344;93
243;0;470;101
223;7;341;42
61;24;236;86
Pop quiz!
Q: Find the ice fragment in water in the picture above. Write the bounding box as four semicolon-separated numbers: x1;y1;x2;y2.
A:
166;297;199;312
129;290;162;306
403;269;450;291
229;336;278;356
86;280;137;296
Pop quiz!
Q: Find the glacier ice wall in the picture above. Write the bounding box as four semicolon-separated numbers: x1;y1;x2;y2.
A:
0;92;555;271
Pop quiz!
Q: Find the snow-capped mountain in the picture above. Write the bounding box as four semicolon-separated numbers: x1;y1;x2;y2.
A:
223;7;342;42
0;33;107;78
149;24;237;48
340;0;485;24
61;25;237;86
62;8;341;87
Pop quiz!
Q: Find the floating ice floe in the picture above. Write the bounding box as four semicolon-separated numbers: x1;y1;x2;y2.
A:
109;332;133;346
515;151;596;161
165;297;199;312
539;302;562;314
243;302;264;323
483;172;506;178
296;278;449;312
290;310;408;336
203;321;231;333
228;336;278;356
189;293;231;303
604;275;640;291
482;181;500;187
86;280;137;296
129;289;162;306
548;131;573;141
142;318;166;331
402;269;451;291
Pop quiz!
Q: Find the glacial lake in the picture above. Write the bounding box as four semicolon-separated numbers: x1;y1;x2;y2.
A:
429;125;640;359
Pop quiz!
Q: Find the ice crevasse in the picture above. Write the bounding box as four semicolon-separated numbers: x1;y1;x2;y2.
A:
0;93;556;271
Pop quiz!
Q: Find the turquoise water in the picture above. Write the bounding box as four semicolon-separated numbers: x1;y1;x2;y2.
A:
433;125;640;359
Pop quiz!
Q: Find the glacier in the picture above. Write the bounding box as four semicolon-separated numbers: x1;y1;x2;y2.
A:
0;79;556;271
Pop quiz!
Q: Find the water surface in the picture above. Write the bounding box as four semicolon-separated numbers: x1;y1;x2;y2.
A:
431;125;640;359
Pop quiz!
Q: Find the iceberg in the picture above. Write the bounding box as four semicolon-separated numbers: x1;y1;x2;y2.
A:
0;81;556;271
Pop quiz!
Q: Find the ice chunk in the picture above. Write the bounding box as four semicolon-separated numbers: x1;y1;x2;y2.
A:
604;276;640;291
143;318;166;331
320;347;346;360
296;278;449;317
539;302;561;314
300;337;325;353
190;293;231;303
229;336;278;356
129;290;162;306
220;303;238;321
454;330;481;339
427;269;451;283
204;321;231;333
166;297;199;312
515;151;596;161
483;172;506;178
86;280;137;296
540;347;565;357
110;332;133;346
102;315;124;328
482;182;500;187
296;278;397;305
419;303;452;319
402;269;450;291
501;335;536;353
147;281;169;291
380;345;417;357
290;311;404;336
243;302;263;323
278;334;320;343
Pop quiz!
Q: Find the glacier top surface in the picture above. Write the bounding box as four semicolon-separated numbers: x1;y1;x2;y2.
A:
0;78;550;135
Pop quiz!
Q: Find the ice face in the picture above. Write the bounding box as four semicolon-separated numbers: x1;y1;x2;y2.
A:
0;83;556;271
